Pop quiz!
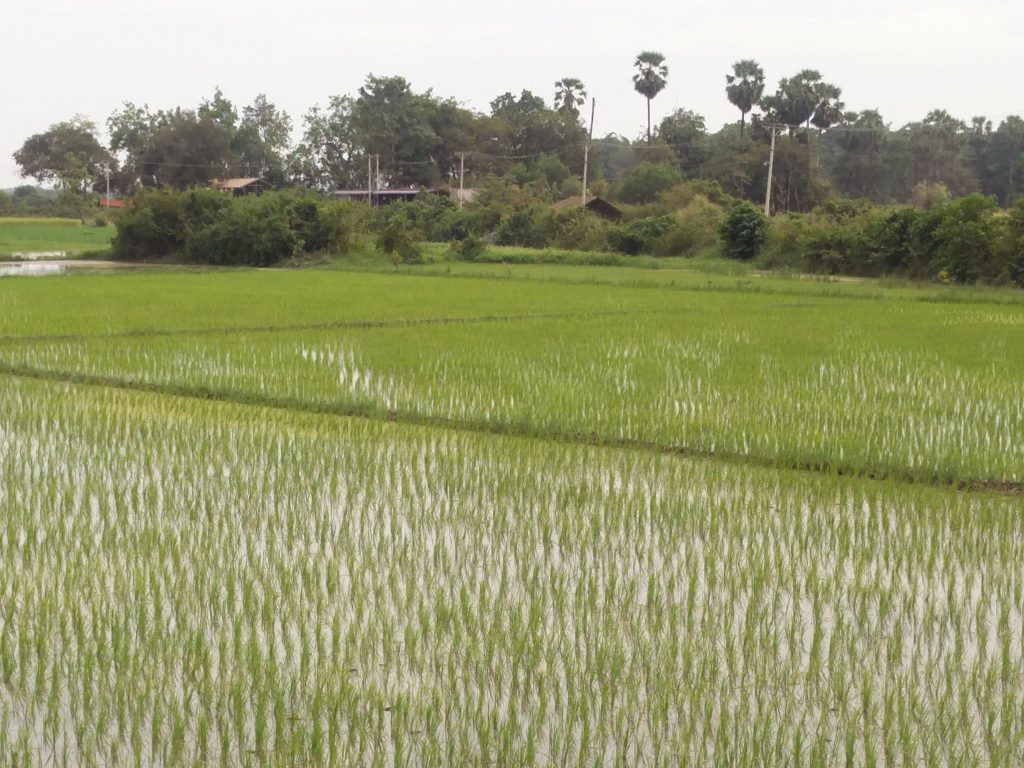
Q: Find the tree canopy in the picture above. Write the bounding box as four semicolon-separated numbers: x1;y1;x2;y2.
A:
13;60;1024;218
13;116;111;193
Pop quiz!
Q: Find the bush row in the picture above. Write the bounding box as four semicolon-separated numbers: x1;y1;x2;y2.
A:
111;183;1024;286
759;195;1024;285
113;188;365;265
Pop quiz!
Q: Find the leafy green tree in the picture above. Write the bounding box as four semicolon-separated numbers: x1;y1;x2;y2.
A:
107;102;160;191
13;116;111;194
289;96;362;191
986;116;1024;206
825;110;890;200
233;94;293;184
429;98;507;184
703;128;767;200
720;201;766;260
353;75;442;187
725;60;765;136
197;87;239;134
591;133;636;184
490;89;585;163
554;78;587;117
901;110;976;196
633;51;668;144
141;110;234;188
929;194;999;282
618;161;682;204
656;109;708;177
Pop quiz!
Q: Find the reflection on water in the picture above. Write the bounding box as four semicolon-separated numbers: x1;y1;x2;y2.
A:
0;263;67;278
6;251;69;261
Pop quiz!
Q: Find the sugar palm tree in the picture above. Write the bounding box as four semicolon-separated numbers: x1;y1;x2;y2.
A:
554;78;587;117
811;83;844;134
725;60;765;136
633;51;668;144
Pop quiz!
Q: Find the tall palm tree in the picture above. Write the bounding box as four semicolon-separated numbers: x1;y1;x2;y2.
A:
725;60;765;136
554;78;587;117
633;51;668;144
810;83;844;134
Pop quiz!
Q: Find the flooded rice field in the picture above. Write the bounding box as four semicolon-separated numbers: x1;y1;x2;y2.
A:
0;270;1021;766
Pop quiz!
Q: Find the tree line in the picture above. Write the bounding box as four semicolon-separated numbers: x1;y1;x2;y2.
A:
9;56;1024;213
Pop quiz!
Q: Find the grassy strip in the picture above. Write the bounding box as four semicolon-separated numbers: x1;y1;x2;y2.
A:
0;218;116;254
333;254;1024;307
3;361;1018;495
0;307;662;345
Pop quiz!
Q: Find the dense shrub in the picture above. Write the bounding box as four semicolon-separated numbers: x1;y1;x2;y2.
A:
1006;199;1024;286
720;202;766;261
375;211;423;263
910;181;951;210
549;208;610;251
449;234;486;261
188;195;297;266
113;188;365;264
606;216;675;255
659;179;736;210
496;204;554;248
868;207;923;275
927;194;1000;284
798;218;871;275
655;195;725;256
113;188;195;261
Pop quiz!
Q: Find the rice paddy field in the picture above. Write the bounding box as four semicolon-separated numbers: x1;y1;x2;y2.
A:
0;218;115;258
0;266;1022;766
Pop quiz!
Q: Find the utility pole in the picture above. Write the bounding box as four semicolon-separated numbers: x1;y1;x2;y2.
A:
458;152;466;209
104;165;110;202
374;154;380;196
367;155;373;208
764;125;780;217
581;98;596;207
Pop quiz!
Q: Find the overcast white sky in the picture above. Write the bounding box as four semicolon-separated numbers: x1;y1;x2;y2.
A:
1;0;1020;188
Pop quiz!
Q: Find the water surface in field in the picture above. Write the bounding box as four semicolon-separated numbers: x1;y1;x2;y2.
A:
0;259;148;278
0;262;67;277
2;250;70;261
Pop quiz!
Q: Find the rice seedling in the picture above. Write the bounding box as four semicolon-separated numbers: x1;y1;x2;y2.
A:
3;293;1021;485
1;266;1021;765
0;376;1020;766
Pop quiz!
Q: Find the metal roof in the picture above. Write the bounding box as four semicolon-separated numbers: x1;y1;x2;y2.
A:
213;178;267;190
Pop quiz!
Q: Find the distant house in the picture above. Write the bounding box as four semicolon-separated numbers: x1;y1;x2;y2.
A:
333;186;480;207
552;195;623;220
97;198;127;209
334;188;421;205
213;178;272;196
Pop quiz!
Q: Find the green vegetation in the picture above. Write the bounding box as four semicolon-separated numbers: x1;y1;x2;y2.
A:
0;217;115;256
112;189;365;265
0;265;1021;765
13;64;1024;215
720;201;767;260
10;65;1024;287
102;185;1024;286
